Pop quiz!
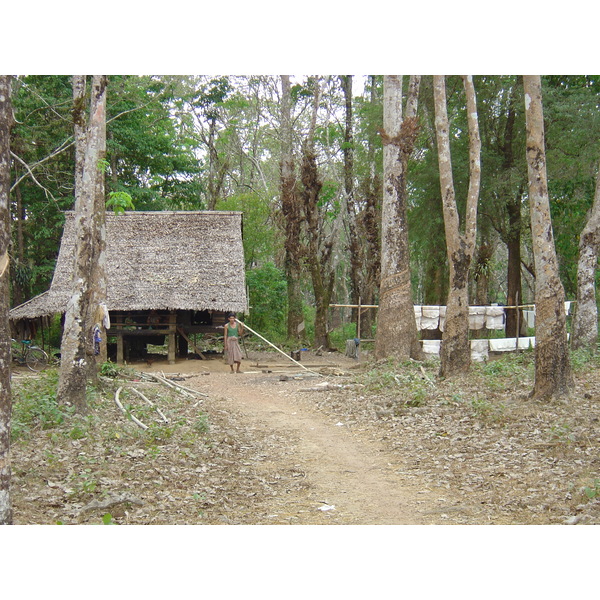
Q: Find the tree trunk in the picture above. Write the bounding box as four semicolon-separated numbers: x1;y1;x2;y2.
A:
300;78;338;350
279;75;304;340
572;162;600;351
502;82;526;337
434;75;481;377
375;75;423;360
57;76;107;413
0;75;13;525
505;189;526;336
523;75;573;400
340;76;362;332
301;140;333;349
360;76;383;337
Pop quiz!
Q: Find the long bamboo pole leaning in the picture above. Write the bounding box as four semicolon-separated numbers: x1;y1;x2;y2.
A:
235;319;320;376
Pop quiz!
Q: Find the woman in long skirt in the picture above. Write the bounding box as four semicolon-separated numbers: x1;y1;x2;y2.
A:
224;313;244;373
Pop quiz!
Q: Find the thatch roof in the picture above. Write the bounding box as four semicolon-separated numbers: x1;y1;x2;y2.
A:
10;211;248;320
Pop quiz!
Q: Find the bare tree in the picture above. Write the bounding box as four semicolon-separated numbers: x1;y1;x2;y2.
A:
57;76;107;412
0;75;13;524
433;75;481;377
572;162;600;351
523;75;573;399
375;75;423;360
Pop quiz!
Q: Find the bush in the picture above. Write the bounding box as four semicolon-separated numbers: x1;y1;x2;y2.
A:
11;370;73;441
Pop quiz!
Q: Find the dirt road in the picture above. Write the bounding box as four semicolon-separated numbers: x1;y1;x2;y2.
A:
154;352;453;525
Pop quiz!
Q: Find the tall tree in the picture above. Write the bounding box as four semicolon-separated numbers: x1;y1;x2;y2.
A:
340;76;362;330
571;161;600;351
375;75;423;360
433;75;481;377
57;76;107;412
300;77;339;349
357;76;383;336
279;75;304;340
523;75;573;399
0;75;13;524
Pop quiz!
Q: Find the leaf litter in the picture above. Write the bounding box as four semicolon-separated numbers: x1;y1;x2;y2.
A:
9;348;600;525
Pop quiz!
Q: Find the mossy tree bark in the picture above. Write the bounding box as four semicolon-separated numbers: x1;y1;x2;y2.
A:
340;76;362;333
57;76;107;413
523;75;573;399
0;75;14;525
279;75;304;340
571;162;600;351
375;75;423;361
433;75;481;378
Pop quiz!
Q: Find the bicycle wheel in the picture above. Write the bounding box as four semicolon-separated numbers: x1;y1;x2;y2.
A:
26;347;48;372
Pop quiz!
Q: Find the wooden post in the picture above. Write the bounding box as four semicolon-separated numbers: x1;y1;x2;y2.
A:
515;291;520;351
357;296;362;340
168;311;177;364
116;317;124;365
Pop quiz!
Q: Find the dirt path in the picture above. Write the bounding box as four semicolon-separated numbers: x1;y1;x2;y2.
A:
147;353;452;525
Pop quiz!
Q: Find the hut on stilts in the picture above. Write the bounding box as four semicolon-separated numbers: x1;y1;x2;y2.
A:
9;211;248;364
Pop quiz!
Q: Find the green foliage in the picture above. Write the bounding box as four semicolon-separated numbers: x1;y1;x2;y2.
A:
106;191;135;215
470;396;505;422
100;360;136;379
570;347;600;371
548;422;576;446
358;359;430;406
245;262;287;339
328;322;357;351
193;415;210;435
216;193;279;267
11;370;72;441
582;479;600;501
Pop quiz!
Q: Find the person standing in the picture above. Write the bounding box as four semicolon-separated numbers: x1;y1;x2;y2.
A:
224;313;244;373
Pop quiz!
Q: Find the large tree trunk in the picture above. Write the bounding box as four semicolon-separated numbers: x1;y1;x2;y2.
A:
279;75;304;340
300;78;338;350
434;75;481;377
359;76;383;337
375;75;423;360
523;75;573;400
505;189;526;336
57;76;107;413
502;81;526;337
0;75;13;525
572;162;600;351
301;140;334;349
340;76;362;331
88;78;108;371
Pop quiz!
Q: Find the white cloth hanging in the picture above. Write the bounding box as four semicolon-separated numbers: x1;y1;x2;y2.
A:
413;305;422;330
421;306;440;330
470;339;489;362
485;306;505;330
489;338;517;352
421;339;441;356
438;306;447;332
468;306;486;330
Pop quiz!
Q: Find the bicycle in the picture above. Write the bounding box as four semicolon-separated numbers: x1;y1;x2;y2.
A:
11;339;49;372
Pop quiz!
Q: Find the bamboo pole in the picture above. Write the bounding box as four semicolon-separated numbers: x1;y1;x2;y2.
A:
235;319;320;375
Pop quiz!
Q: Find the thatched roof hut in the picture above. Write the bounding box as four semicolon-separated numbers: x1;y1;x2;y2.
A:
11;210;248;320
11;211;248;363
